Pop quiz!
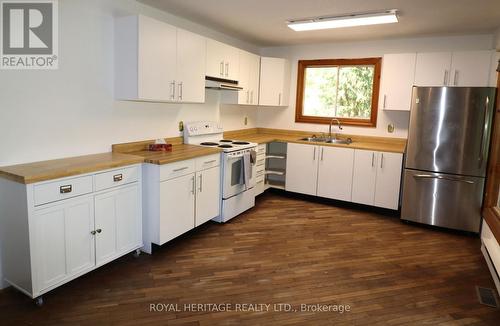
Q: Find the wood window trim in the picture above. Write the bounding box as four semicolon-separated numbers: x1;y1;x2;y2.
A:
295;58;382;127
482;64;500;242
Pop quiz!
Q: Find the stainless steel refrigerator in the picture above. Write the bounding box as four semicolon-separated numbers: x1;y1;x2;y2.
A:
401;87;496;233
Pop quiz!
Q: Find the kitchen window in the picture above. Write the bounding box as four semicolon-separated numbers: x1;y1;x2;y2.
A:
295;58;381;127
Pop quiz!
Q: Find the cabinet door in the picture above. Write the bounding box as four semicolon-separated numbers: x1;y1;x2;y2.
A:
414;52;452;86
225;45;240;81
195;166;221;226
94;184;141;265
285;143;318;196
177;28;206;103
259;57;284;106
159;174;195;244
206;39;225;79
352;150;378;206
138;15;177;101
317;146;354;201
374;152;403;210
34;196;95;292
238;50;251;104
249;52;260;105
450;51;492;87
380;53;416;111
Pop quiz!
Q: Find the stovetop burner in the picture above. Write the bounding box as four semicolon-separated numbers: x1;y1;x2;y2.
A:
232;141;250;145
218;144;233;148
220;139;233;143
200;142;219;146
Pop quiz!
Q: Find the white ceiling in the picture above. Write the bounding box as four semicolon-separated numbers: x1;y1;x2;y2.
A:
139;0;500;47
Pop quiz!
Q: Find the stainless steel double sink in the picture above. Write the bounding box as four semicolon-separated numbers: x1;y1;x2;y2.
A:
299;137;353;145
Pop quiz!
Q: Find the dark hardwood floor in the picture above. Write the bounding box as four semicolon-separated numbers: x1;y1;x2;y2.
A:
1;191;499;325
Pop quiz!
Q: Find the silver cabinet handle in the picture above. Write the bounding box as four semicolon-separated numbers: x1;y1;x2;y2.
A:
443;70;448;85
380;153;384;169
191;176;195;194
178;82;183;100
478;96;491;166
199;174;203;192
173;166;188;172
320;147;324;161
278;93;282;106
246;90;249;104
413;174;474;184
60;185;72;194
96;229;102;233
171;80;176;100
371;152;375;167
204;159;217;164
313;147;316;161
113;174;123;182
91;230;96;235
220;61;224;76
454;70;458;86
250;90;254;104
225;62;229;77
383;95;387;108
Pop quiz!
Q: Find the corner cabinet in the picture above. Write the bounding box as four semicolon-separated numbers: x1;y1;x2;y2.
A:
115;15;206;103
0;164;143;302
143;154;221;252
259;57;290;106
414;50;493;87
206;39;239;81
351;150;403;209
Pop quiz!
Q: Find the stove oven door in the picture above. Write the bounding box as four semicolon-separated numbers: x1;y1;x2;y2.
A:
223;153;256;199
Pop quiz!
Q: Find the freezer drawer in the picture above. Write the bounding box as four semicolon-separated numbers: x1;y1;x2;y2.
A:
401;169;484;232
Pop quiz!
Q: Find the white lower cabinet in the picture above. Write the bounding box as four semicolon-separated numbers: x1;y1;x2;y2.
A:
144;154;221;251
94;184;142;266
0;164;143;300
34;196;96;292
352;150;403;209
317;146;354;201
159;173;196;244
285;143;319;196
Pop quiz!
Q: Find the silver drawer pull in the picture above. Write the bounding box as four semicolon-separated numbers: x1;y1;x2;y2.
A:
173;167;189;172
413;174;474;184
113;174;123;182
60;185;72;193
204;159;217;164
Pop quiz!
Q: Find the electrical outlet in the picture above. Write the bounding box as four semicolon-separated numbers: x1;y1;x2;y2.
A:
178;121;184;132
387;123;395;133
244;116;248;126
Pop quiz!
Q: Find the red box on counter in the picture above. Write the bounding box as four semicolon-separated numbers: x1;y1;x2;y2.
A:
148;144;172;152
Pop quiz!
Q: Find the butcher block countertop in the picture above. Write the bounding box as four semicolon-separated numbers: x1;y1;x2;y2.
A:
224;128;407;154
126;145;221;165
0;152;144;184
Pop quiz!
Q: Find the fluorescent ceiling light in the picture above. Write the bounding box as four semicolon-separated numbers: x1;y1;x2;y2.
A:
287;10;399;31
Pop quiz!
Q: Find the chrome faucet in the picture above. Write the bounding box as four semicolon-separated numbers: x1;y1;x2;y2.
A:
328;118;343;140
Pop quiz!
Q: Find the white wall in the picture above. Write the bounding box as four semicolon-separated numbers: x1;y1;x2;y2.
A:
0;0;260;290
258;34;495;138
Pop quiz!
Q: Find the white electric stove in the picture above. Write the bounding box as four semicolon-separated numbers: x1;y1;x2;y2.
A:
184;121;257;223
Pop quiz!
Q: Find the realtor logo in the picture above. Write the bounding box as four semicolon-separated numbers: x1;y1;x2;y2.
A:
1;0;58;69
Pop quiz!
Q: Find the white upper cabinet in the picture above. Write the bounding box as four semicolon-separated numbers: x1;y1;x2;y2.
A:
259;57;290;106
380;53;416;111
238;50;260;105
414;52;452;86
450;51;493;87
317;146;354;202
115;15;206;103
414;51;493;87
206;39;239;81
285;143;319;196
176;28;207;103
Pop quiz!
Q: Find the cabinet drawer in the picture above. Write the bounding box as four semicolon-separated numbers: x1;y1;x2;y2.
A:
195;154;220;171
94;166;139;192
34;176;94;206
160;159;195;181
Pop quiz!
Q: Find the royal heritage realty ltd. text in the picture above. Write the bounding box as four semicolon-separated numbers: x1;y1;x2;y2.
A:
150;303;352;314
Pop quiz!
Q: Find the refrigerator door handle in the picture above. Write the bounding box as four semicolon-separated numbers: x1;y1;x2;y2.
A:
478;96;491;166
413;174;475;184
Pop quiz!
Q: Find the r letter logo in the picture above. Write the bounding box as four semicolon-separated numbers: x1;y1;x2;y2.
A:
1;0;58;69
